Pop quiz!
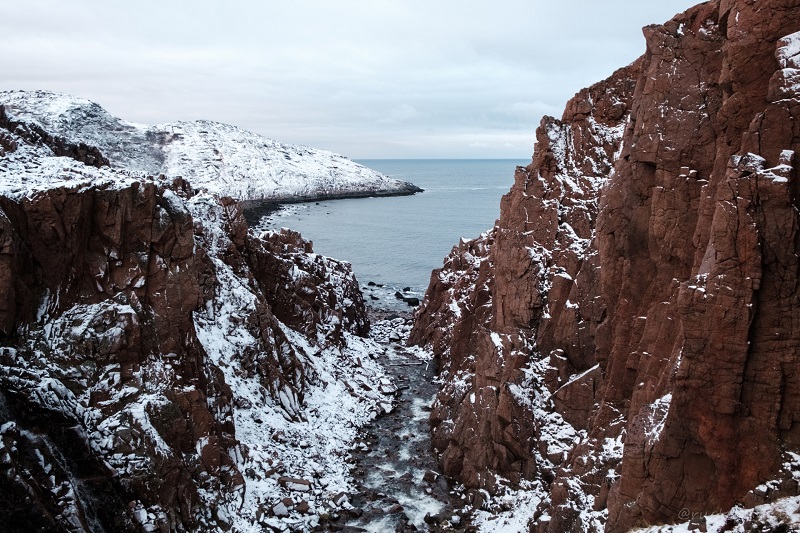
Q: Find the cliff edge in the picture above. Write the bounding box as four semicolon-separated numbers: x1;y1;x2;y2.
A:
411;0;800;530
0;122;394;531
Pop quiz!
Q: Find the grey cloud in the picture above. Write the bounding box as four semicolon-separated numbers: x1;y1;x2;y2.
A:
2;0;699;158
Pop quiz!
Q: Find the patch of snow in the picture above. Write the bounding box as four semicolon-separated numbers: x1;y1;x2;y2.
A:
472;482;545;532
777;31;800;69
643;393;672;446
632;495;800;532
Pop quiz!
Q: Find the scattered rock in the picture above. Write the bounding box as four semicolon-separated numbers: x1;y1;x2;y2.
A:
330;492;350;507
296;500;310;514
423;470;439;483
379;378;398;395
278;476;312;492
271;500;290;517
386;503;404;514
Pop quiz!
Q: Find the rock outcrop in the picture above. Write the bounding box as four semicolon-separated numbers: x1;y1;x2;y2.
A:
0;122;394;531
411;0;800;531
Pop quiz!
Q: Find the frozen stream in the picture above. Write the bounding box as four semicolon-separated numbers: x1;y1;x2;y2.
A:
335;315;465;532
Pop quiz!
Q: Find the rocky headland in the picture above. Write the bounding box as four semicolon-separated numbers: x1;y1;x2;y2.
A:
411;0;800;531
0;90;422;204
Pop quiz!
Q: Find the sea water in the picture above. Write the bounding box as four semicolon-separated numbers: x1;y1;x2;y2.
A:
260;159;527;309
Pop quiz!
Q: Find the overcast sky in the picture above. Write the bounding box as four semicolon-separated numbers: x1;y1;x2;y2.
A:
3;1;699;159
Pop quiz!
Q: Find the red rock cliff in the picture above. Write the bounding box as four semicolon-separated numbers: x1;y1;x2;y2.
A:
411;0;800;530
0;124;384;531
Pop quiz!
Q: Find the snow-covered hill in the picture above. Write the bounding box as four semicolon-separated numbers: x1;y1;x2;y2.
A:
0;90;421;201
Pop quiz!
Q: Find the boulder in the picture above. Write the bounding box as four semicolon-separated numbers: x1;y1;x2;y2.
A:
278;477;312;492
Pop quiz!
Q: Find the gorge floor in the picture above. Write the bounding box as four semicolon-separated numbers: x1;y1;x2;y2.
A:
328;311;469;533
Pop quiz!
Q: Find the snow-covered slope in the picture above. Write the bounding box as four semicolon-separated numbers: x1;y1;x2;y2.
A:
0;116;142;199
0;123;401;531
0;90;421;201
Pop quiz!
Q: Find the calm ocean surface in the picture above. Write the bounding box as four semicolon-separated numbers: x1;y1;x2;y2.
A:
260;159;527;309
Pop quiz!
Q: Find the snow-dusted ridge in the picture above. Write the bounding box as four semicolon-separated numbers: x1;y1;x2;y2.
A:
0;90;422;201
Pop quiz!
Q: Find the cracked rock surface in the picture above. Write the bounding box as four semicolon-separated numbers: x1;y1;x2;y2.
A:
411;1;800;531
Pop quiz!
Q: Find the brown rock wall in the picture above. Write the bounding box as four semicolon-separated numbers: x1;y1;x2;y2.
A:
0;164;371;530
412;0;800;530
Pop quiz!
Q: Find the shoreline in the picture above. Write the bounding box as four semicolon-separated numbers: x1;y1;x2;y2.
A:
366;303;414;323
240;186;423;226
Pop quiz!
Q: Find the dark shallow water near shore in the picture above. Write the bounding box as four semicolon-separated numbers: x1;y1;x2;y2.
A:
257;159;526;310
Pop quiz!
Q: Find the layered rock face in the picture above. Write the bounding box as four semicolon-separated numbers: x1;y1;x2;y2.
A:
0;124;392;531
411;0;800;530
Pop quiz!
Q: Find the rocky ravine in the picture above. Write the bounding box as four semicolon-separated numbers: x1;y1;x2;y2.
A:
411;0;800;531
0;121;403;531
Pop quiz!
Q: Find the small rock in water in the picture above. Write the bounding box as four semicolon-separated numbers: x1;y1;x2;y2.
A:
386;503;404;514
330;492;350;507
379;378;398;395
133;508;148;524
423;470;439;483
